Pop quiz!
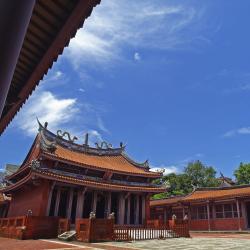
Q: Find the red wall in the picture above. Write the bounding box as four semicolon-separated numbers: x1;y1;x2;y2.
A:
8;180;50;217
190;218;245;231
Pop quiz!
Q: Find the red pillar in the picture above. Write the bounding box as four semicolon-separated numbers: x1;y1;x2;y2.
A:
0;0;35;118
145;194;151;222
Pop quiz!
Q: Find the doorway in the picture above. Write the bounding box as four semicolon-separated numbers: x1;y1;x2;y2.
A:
246;202;250;228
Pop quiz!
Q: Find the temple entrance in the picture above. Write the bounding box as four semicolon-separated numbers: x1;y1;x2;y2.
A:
83;192;93;218
96;193;105;218
58;189;68;217
246;202;250;228
130;194;135;224
70;191;77;223
111;193;118;224
49;188;57;216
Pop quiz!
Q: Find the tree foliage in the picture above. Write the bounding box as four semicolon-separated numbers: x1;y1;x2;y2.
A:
152;160;219;199
234;162;250;185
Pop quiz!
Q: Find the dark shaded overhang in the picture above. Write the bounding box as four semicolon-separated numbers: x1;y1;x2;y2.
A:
0;0;101;135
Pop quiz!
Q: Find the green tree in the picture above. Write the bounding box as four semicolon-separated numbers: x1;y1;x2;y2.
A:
234;162;250;185
152;160;219;199
184;160;219;188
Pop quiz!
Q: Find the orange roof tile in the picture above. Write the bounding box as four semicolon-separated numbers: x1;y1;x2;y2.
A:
183;185;250;202
43;145;160;177
150;196;185;207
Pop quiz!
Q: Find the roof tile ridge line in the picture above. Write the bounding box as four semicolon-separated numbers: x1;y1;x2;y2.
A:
121;151;151;170
18;134;40;169
196;184;250;191
1;169;34;193
40;152;158;177
150;195;187;201
182;188;199;200
39;119;124;155
4;163;30;180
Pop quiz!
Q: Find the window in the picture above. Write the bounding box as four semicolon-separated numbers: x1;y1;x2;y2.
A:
215;205;223;218
191;206;211;220
215;203;242;219
198;206;207;219
224;204;233;218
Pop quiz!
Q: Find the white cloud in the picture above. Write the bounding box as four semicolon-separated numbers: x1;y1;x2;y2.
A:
15;91;79;136
97;116;110;134
134;52;141;61
65;0;205;68
224;127;250;137
150;165;179;176
79;88;85;93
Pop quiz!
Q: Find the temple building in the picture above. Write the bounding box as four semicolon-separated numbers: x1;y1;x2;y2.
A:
1;121;165;226
150;183;250;231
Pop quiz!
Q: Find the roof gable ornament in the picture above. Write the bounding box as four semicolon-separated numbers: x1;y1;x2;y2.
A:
57;130;78;143
37;119;57;153
95;141;113;149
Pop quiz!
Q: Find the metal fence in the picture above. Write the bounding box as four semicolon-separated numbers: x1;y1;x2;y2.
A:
113;221;190;241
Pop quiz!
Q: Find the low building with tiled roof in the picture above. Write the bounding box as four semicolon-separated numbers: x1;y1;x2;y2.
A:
1;120;166;226
150;184;250;231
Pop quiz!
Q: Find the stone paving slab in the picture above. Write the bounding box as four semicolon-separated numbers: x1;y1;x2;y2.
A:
2;235;250;250
103;237;250;250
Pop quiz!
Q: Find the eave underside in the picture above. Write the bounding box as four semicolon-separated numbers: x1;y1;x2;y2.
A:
0;0;101;134
2;168;166;194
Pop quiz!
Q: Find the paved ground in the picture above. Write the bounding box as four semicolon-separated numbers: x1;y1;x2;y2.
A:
2;234;250;250
102;237;250;250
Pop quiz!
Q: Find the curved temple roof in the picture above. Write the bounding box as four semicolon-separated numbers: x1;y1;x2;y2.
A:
150;184;250;207
37;121;162;178
182;185;250;202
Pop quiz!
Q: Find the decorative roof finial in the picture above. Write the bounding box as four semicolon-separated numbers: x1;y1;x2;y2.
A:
95;141;113;149
57;130;78;143
84;133;89;146
44;121;48;129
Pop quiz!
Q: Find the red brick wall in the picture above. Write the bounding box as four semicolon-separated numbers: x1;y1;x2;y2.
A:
190;218;246;231
190;220;209;231
8;180;50;217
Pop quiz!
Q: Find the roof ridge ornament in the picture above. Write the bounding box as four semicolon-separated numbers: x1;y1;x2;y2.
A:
95;141;113;149
57;129;78;143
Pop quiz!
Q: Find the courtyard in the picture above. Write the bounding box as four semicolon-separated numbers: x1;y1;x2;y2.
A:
1;234;250;250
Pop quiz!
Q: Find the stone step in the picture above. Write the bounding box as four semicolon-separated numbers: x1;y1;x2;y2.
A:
58;230;76;241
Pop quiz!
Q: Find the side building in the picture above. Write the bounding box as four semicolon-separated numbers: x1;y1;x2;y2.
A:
1;121;165;225
150;184;250;231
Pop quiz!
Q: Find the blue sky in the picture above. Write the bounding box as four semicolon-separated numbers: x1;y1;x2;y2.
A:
1;0;250;178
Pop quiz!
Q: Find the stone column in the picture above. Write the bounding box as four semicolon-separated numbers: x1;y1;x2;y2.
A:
207;202;211;231
236;199;242;231
126;194;131;224
135;194;140;225
67;187;74;220
118;193;125;225
54;186;61;216
46;181;55;216
92;191;97;213
142;195;146;225
76;188;85;219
